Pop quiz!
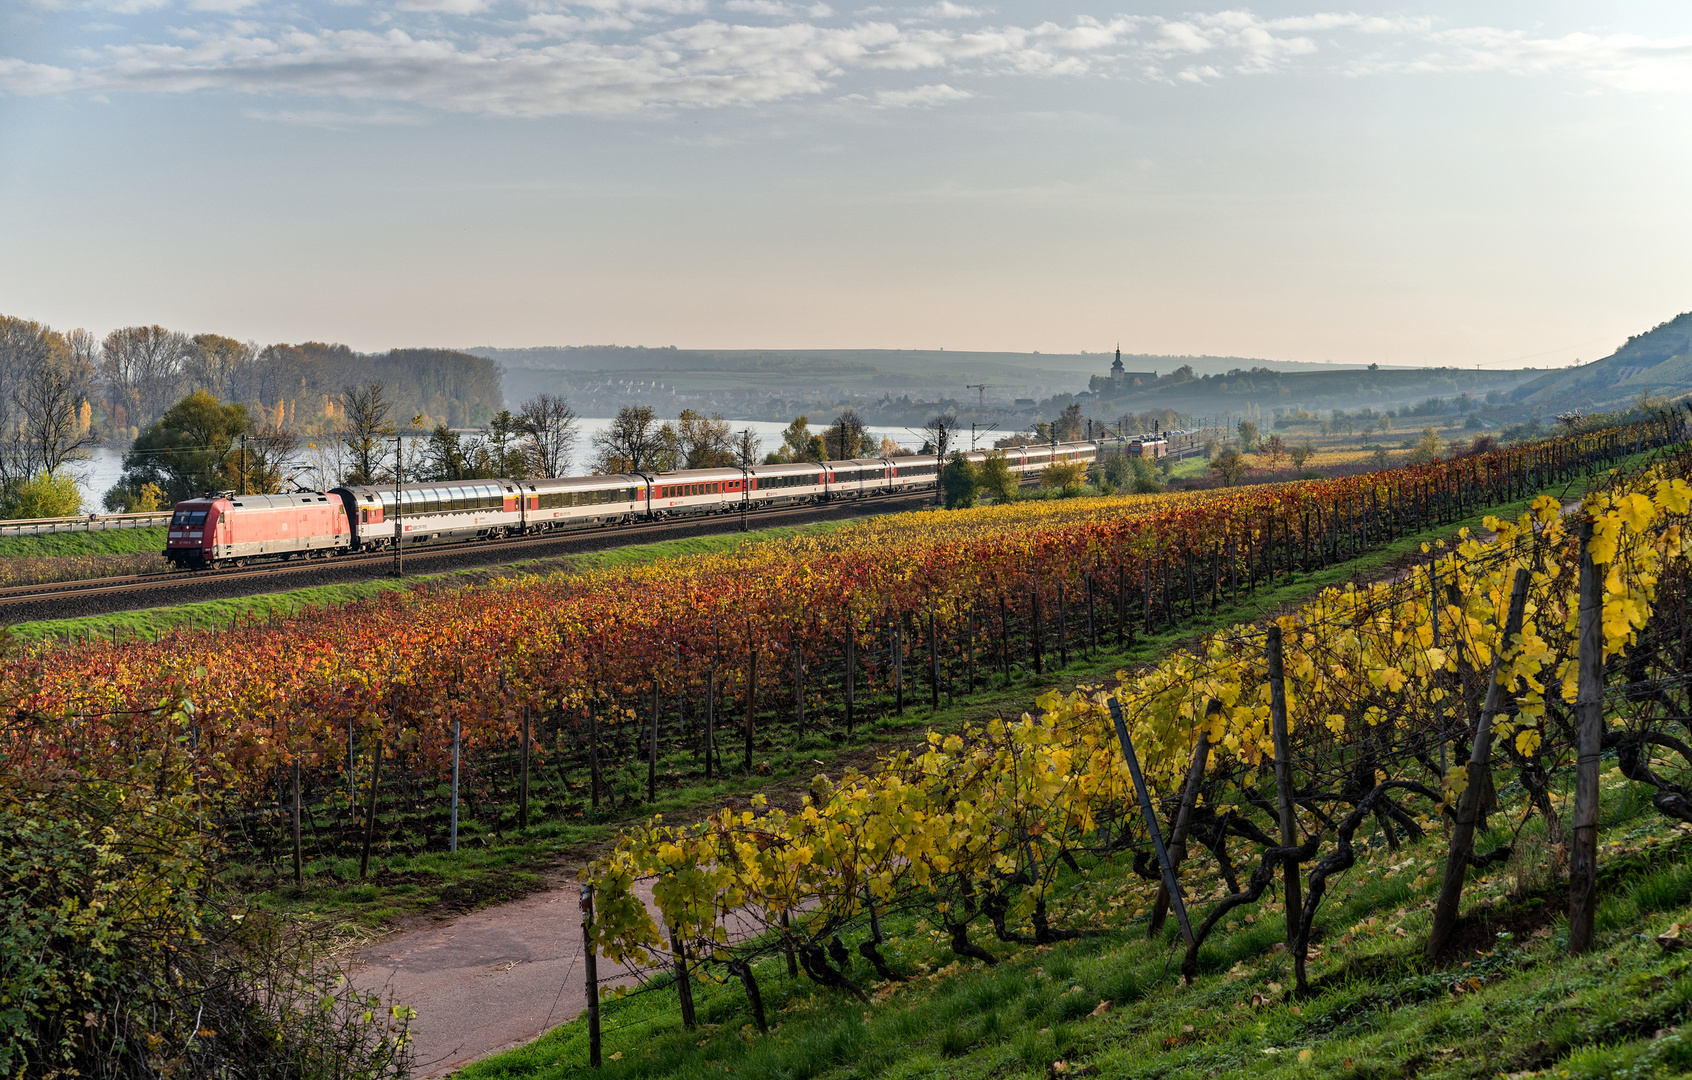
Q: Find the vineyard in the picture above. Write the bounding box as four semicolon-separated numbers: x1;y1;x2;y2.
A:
570;412;1692;1053
1;417;1676;890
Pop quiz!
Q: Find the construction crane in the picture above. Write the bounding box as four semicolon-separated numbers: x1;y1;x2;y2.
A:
964;383;1024;406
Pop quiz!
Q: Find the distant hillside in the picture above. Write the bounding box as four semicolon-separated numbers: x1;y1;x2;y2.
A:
464;346;1354;387
1510;312;1692;410
1083;363;1535;420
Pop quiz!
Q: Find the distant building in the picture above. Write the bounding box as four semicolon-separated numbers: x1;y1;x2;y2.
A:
1092;347;1156;394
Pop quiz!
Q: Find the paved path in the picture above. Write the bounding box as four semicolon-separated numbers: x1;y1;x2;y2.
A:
350;879;658;1078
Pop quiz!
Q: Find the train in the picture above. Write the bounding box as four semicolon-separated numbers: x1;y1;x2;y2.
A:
162;438;1118;570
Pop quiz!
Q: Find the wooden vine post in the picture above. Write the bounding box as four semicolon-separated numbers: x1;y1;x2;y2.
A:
844;624;856;737
1265;624;1301;952
581;884;601;1067
1106;697;1195;954
744;648;758;773
292;757;303;890
588;704;601;811
1150;726;1211;936
1569;517;1603;954
520;704;531;831
1426;565;1533;959
359;733;383;879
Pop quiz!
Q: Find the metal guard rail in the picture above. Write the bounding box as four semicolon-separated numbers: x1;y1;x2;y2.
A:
0;511;173;537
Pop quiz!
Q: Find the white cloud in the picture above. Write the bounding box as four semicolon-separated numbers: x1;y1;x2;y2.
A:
242;103;426;125
918;2;978;17
1416;28;1692;93
3;6;1690;122
395;0;488;12
723;0;831;17
873;80;966;106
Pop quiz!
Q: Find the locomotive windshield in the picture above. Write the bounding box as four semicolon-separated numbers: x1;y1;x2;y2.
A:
171;510;208;527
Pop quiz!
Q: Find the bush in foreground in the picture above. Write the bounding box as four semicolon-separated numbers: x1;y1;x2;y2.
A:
0;709;412;1079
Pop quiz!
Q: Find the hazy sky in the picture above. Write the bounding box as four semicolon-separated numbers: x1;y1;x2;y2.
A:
3;2;1690;366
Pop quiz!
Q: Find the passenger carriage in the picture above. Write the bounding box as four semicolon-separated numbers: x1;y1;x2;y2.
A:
748;462;830;506
332;479;523;549
520;475;648;530
642;468;744;517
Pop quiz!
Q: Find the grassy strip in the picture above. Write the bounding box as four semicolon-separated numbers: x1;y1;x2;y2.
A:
10;521;852;646
238;479;1582;930
0;524;167;558
459;763;1692;1080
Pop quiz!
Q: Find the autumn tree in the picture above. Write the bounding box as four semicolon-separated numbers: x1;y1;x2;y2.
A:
183;334;254;401
1236;419;1259;451
1258;433;1286;469
109;391;254;505
593;405;667;473
1410;425;1442;465
977;451;1017;503
1053;403;1084;442
677;409;735;469
769;416;824;464
823;409;870;461
941;451;980;508
1209;447;1248;486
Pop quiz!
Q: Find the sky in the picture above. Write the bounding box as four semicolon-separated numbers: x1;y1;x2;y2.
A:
2;2;1691;367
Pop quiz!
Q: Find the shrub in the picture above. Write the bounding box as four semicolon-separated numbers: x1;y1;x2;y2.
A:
942;453;981;509
977;452;1018;504
0;708;412;1079
102;482;169;513
1039;461;1087;493
1208;448;1247;487
3;470;81;518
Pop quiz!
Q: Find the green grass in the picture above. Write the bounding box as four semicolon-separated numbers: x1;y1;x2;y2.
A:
458;760;1692;1080
0;524;167;557
1168;454;1211;480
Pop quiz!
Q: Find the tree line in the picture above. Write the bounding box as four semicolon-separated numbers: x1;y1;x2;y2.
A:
0;310;506;516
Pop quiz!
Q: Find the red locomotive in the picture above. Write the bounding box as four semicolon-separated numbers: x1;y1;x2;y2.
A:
164;492;351;569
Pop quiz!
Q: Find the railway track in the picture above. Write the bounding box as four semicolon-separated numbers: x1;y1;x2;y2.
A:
5;492;946;624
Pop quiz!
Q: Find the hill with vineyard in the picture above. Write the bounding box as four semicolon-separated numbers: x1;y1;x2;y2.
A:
1509;311;1692;413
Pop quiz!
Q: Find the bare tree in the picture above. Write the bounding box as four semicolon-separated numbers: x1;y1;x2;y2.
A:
242;425;303;493
184;334;255;401
11;345;97;479
342;382;396;486
734;428;762;469
518;393;579;478
65;327;99;371
101;325;190;427
592;405;666;473
676;409;735;468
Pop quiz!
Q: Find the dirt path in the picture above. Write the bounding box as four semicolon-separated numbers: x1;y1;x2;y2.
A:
350;879;656;1077
346;738;926;1076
